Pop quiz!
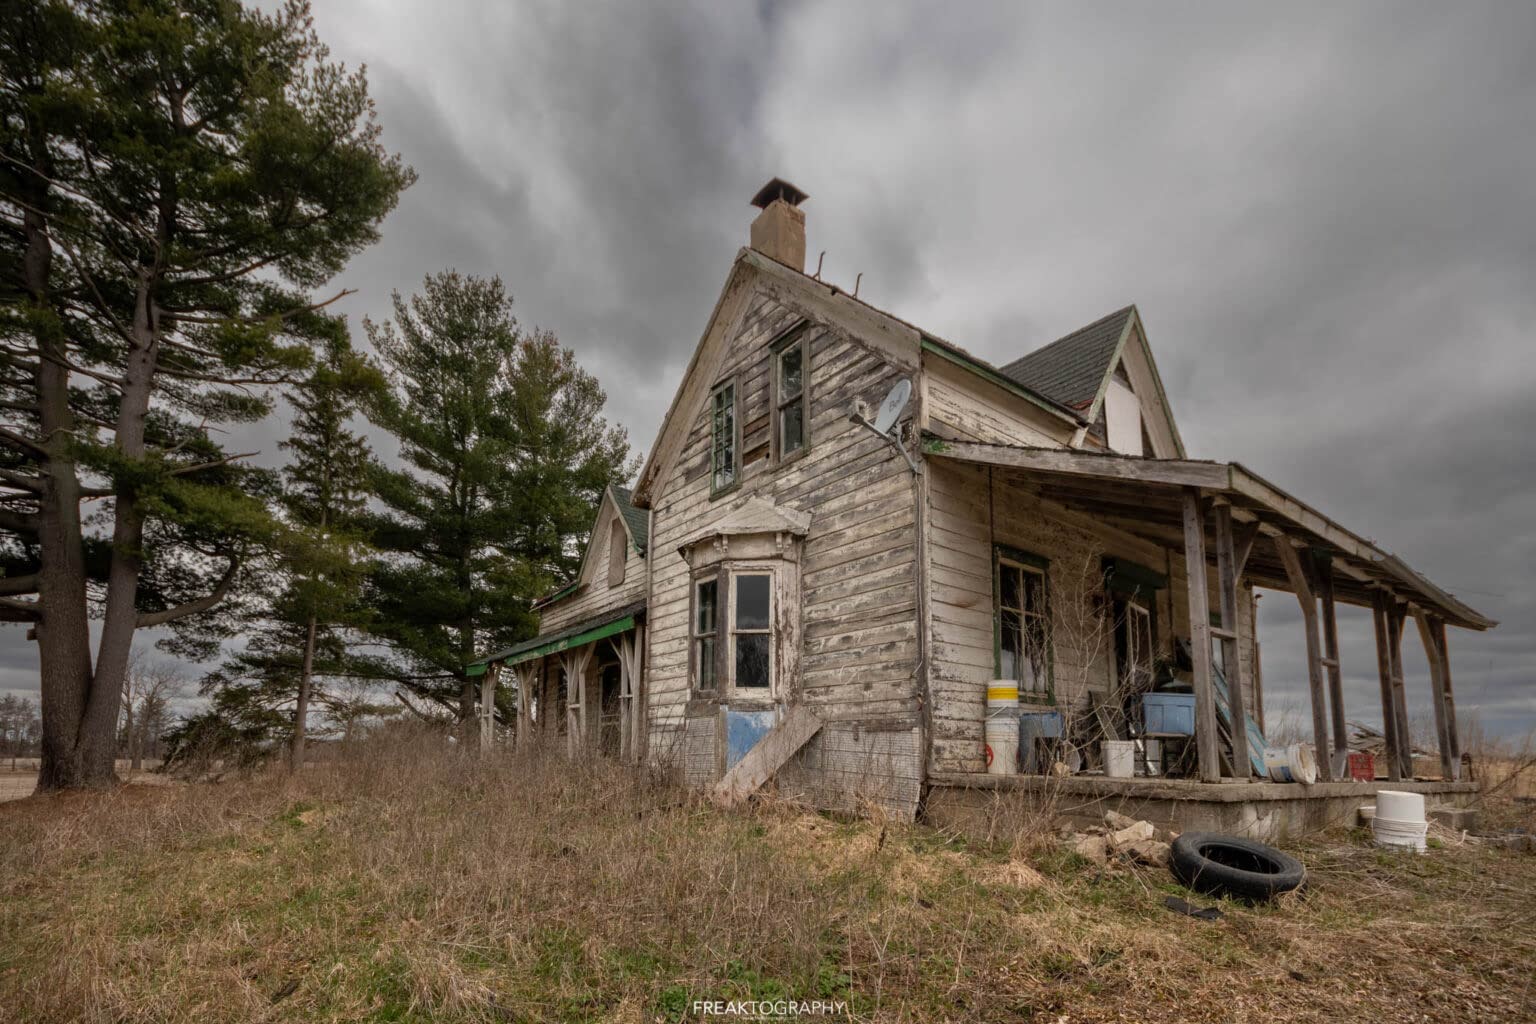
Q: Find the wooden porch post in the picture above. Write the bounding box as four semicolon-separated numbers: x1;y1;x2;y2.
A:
1385;602;1413;779
1275;537;1333;781
1182;489;1221;783
618;625;645;764
561;646;594;757
1370;591;1403;782
1314;554;1350;778
513;663;533;750
1213;504;1251;778
1415;613;1461;781
478;663;499;756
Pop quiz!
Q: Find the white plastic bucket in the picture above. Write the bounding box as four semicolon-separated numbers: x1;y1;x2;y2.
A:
986;681;1020;712
985;715;1018;775
1102;740;1135;779
1263;743;1318;785
1376;790;1426;823
1373;816;1429;852
1372;790;1428;851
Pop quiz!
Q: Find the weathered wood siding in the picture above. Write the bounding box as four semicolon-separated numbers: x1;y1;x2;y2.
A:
922;356;1074;448
644;289;924;818
925;459;1257;774
538;497;648;634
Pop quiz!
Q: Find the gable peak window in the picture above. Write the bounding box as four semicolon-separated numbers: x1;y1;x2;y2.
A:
608;518;627;587
711;380;738;495
773;326;810;461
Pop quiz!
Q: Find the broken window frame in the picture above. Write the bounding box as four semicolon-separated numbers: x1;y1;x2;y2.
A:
710;378;739;497
994;545;1053;702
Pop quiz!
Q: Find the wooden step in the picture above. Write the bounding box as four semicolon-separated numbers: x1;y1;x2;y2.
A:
712;705;823;807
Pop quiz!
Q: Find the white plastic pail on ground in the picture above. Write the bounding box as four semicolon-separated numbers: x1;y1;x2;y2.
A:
1263;743;1318;785
985;715;1018;775
1103;740;1135;778
1373;789;1429;852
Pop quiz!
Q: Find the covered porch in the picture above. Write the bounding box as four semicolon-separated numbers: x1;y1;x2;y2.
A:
922;439;1494;806
468;602;647;760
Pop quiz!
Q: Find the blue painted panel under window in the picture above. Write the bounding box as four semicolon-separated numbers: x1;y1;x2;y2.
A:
725;709;777;769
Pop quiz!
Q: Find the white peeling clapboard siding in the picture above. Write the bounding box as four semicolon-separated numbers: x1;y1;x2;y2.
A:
643;291;922;813
923;356;1072;448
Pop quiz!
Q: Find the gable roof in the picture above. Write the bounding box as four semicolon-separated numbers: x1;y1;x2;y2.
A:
531;483;647;610
610;485;648;554
1000;306;1135;411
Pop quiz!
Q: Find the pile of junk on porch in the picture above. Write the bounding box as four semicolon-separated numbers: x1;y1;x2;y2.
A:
925;443;1493;802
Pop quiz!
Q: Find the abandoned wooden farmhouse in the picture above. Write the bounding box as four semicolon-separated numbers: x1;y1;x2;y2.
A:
468;178;1493;838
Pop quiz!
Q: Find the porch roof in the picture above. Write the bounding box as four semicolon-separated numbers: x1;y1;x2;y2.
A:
923;438;1496;631
469;600;647;673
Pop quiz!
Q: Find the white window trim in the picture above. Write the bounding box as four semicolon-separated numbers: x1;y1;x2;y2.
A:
727;566;776;699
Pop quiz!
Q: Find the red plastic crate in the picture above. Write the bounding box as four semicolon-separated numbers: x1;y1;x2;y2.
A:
1347;751;1375;782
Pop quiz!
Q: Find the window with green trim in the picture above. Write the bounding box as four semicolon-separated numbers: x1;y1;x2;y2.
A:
773;327;809;461
710;380;737;494
995;547;1051;697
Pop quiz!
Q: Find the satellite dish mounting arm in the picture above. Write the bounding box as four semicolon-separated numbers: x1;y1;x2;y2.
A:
850;378;920;476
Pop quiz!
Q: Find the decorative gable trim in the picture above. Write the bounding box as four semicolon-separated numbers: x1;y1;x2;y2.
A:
1072;307;1186;459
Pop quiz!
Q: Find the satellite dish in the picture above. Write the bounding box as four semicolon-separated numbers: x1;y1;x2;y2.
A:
871;379;911;435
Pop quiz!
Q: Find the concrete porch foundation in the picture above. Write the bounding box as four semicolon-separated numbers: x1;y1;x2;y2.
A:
923;771;1480;842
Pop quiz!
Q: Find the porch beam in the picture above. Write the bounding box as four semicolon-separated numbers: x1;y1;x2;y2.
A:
1233;520;1262;579
1182;489;1221;783
934;441;1232;488
1314;553;1350;778
1274;537;1334;781
1214;504;1252;779
1414;613;1461;781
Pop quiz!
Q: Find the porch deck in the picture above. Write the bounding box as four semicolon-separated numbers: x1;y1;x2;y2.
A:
924;771;1479;842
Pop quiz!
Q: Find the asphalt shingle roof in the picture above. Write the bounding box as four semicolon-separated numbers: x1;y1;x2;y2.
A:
999;306;1134;411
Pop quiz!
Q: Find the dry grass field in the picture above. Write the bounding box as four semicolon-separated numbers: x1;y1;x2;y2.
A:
1;732;1532;1023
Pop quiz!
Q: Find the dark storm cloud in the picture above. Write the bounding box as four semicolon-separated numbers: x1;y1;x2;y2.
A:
3;1;1531;738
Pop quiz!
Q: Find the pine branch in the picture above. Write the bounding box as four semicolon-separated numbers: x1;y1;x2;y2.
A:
136;557;240;628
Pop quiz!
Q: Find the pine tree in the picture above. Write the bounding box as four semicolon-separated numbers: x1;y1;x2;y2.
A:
0;0;413;789
363;271;632;724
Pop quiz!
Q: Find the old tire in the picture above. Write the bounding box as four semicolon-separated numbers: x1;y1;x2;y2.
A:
1169;832;1306;901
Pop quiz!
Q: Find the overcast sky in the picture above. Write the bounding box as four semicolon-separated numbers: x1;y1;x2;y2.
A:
5;1;1532;742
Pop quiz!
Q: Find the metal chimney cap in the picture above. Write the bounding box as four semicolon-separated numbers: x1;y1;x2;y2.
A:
750;177;809;209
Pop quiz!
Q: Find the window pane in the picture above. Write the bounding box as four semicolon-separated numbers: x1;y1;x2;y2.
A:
1024;570;1045;616
698;638;716;688
696;579;717;635
735;634;770;687
1000;609;1022;680
735;574;771;630
781;402;804;454
1000;564;1021;610
1024;615;1048;690
779;345;802;398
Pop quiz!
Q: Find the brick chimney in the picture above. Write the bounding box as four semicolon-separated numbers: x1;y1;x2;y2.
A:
749;177;809;272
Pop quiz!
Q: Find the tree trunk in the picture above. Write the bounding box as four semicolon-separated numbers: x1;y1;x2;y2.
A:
292;615;318;769
25;155;103;792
